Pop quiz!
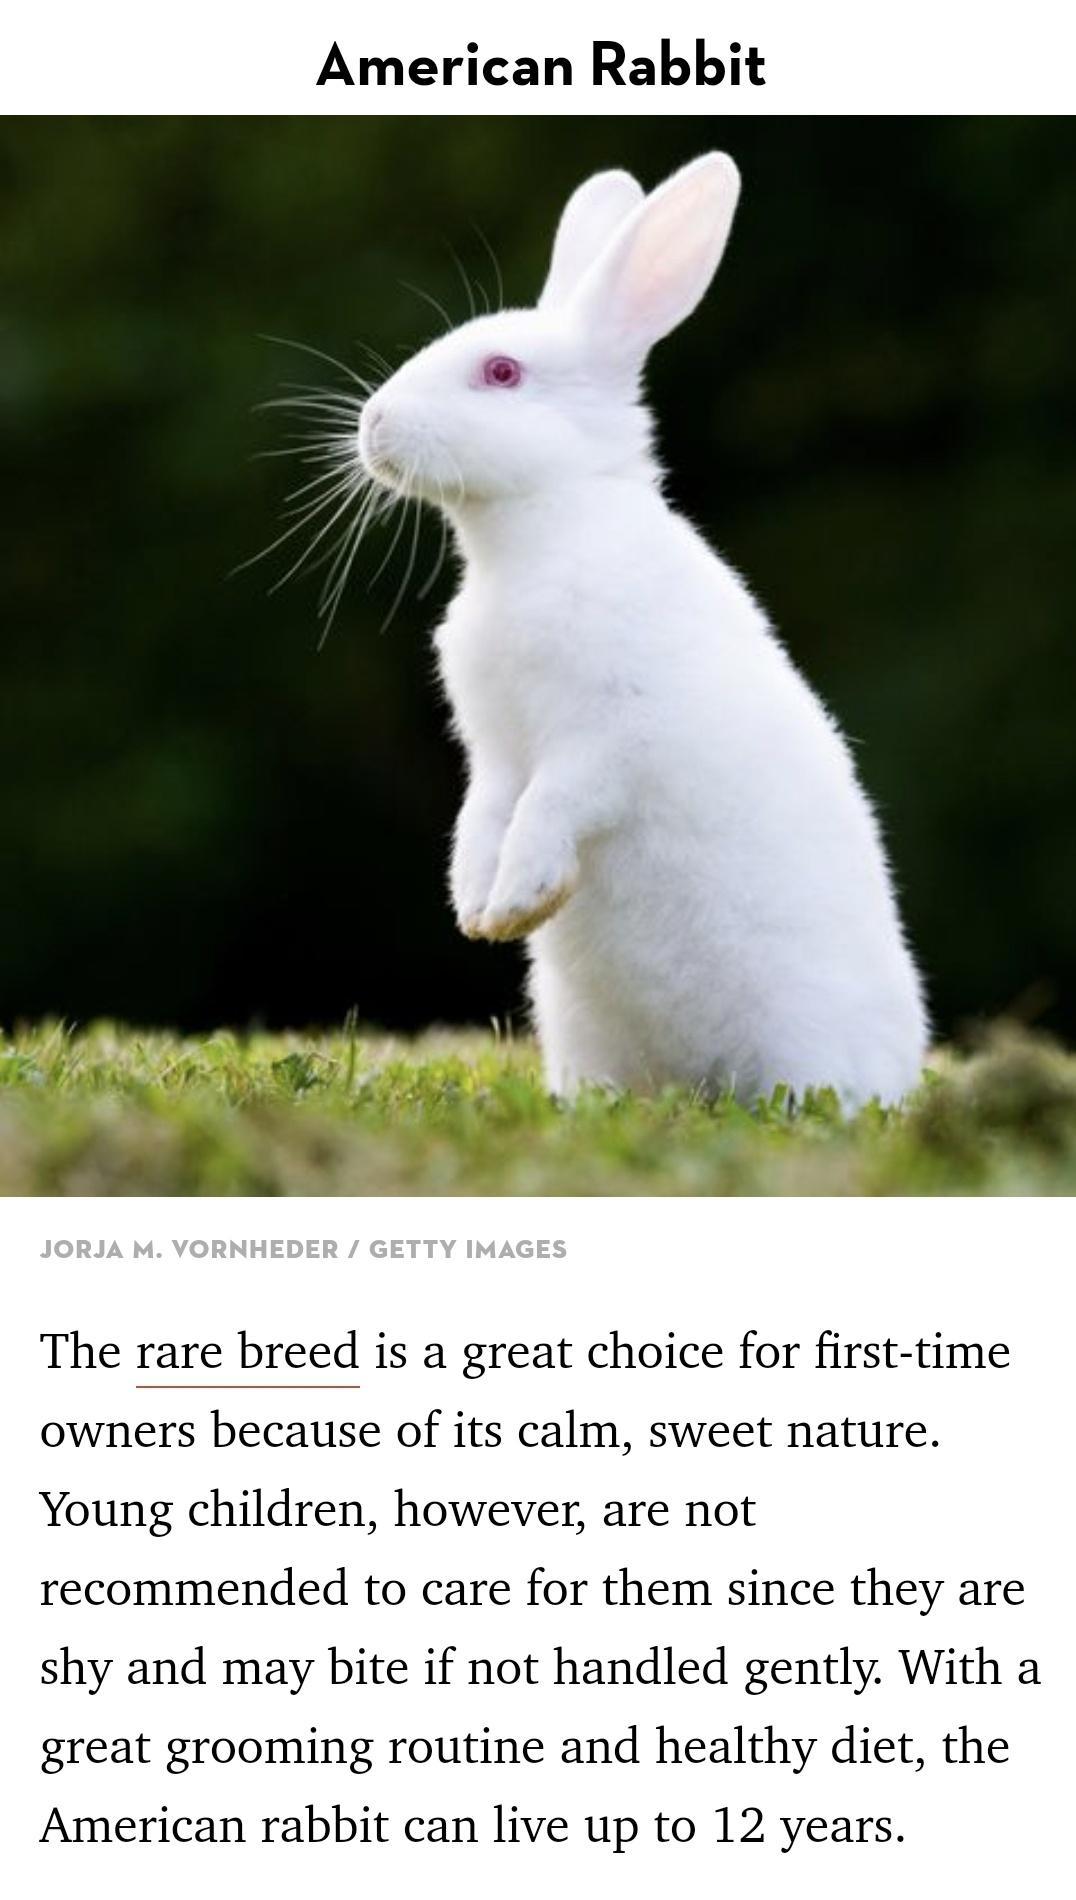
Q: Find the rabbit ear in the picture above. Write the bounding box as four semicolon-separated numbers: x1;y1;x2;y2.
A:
539;169;645;309
573;153;740;362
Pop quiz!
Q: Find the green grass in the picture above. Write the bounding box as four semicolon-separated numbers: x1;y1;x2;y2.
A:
1;1019;1074;1196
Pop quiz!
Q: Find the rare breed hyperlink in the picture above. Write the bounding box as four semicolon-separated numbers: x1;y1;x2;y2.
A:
357;154;927;1106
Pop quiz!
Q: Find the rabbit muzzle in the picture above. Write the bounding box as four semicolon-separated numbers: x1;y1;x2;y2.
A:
358;398;406;488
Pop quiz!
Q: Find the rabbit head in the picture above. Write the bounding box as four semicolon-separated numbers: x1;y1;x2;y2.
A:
358;153;741;507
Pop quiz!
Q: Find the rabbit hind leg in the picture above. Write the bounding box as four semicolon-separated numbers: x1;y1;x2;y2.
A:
527;955;644;1100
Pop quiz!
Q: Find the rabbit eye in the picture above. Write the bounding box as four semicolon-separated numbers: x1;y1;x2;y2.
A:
482;355;523;389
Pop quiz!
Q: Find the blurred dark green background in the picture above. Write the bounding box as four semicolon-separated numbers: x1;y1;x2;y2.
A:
1;118;1073;1040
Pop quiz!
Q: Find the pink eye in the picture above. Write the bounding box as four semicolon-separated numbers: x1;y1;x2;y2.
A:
482;354;523;388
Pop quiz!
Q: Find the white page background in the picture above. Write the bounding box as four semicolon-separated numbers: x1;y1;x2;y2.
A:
1;5;1072;1890
0;1197;1069;1896
3;0;1076;113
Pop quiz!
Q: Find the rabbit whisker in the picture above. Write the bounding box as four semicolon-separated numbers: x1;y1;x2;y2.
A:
268;480;369;593
366;482;415;593
381;489;425;632
282;460;365;508
275;381;366;410
471;222;505;313
355;339;395;378
417;492;449;602
258;332;371;390
316;518;369;646
252;439;355;462
399;279;455;336
255;394;362;420
316;478;394;642
446;243;478;321
233;459;366;576
278;476;362;525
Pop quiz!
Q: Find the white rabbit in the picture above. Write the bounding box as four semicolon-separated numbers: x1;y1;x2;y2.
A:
358;154;927;1107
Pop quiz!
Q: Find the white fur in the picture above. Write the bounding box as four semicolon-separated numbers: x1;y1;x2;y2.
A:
359;155;928;1107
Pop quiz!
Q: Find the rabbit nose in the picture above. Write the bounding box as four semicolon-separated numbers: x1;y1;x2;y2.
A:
362;399;385;439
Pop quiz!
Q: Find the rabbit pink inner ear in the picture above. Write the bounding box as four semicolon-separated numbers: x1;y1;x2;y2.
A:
576;153;741;361
539;169;644;310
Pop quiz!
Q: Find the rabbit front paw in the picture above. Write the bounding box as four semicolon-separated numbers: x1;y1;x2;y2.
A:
450;836;504;940
478;844;580;942
454;885;497;941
